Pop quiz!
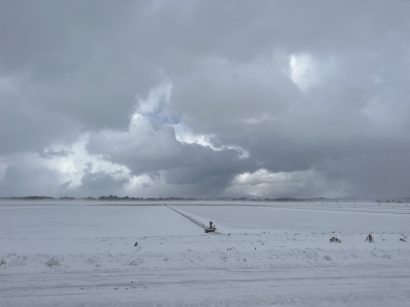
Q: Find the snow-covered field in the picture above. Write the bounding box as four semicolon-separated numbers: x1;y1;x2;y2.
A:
1;200;410;306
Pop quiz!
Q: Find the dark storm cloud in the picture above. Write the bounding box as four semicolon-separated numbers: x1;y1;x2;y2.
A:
76;170;129;197
1;0;410;197
0;153;64;196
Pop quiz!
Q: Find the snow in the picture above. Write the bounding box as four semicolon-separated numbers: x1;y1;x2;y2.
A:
1;200;410;306
175;203;410;233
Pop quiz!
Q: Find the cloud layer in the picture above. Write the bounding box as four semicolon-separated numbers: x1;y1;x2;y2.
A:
1;1;410;198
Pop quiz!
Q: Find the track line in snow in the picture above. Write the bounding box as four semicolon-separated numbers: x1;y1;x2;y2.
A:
164;204;222;234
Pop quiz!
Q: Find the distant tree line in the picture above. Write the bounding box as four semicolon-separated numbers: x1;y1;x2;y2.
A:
1;195;409;204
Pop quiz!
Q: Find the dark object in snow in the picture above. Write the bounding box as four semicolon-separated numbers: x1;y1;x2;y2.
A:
205;221;216;233
365;233;374;243
329;236;341;243
399;238;407;242
134;241;138;247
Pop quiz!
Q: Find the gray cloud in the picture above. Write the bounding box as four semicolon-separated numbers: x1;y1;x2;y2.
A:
75;169;129;197
1;1;410;198
0;153;64;196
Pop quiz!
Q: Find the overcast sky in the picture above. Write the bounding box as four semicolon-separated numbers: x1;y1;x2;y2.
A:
0;1;409;198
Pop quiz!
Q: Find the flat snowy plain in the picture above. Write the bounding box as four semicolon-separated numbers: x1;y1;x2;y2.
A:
1;200;410;306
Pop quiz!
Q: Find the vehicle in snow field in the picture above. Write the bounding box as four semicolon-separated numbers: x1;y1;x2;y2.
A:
205;221;216;233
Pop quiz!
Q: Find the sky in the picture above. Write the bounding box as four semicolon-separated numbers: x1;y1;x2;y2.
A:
0;0;410;199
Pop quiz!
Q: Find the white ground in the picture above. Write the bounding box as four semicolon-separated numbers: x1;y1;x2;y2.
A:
1;200;410;306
